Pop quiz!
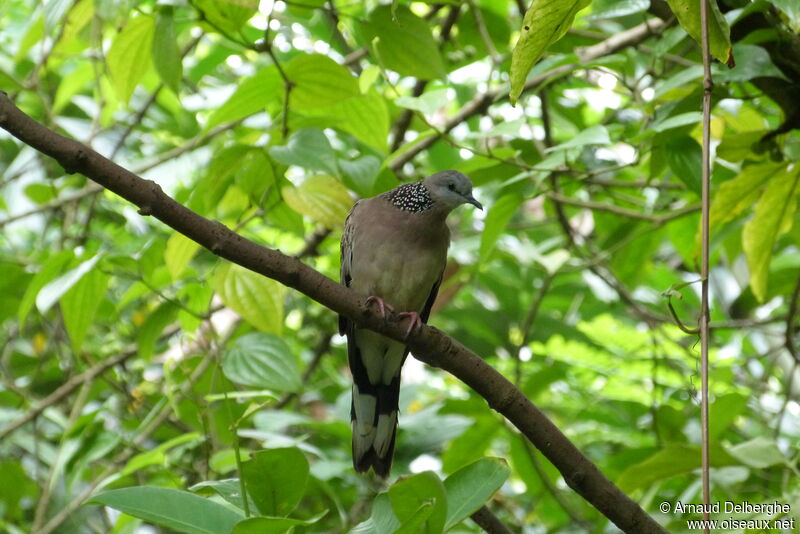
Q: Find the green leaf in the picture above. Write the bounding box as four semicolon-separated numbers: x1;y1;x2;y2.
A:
222;333;301;392
53;61;94;113
281;175;352;229
18;250;73;328
285;53;360;110
191;479;255;512
666;0;732;65
153;7;182;94
61;268;108;352
341;155;382;197
587;0;650;19
137;302;178;360
107;15;156;104
510;0;591;104
36;254;101;314
361;5;446;80
194;0;257;34
479;194;522;264
715;44;788;82
164;233;200;281
443;458;509;530
269;128;338;175
352;494;401;534
546;125;610;151
618;444;738;492
304;92;390;152
648;112;703;133
87;486;243;534
232;514;326;534
241;448;309;516
206;67;280;130
395;89;449;115
709;393;747;439
742;167;800;302
665;134;702;195
359;64;381;93
728;437;786;468
213;263;286;334
709;161;787;233
121;434;202;477
388;471;447;534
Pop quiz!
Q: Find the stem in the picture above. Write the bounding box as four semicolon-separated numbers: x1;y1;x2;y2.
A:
699;0;714;529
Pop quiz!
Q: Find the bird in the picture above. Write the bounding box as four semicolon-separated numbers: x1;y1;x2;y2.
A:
339;170;482;477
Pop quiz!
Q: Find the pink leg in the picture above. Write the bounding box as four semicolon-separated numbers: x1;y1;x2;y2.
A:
397;311;423;340
365;295;394;318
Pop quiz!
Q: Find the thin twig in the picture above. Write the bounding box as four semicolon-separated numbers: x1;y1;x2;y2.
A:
698;0;714;527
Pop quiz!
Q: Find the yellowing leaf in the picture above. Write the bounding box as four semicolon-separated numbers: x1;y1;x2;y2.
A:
282;175;352;229
709;161;787;233
213;263;285;334
107;15;155;104
510;0;590;104
742;166;800;302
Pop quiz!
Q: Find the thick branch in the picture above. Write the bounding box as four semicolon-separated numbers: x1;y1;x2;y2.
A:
0;92;665;533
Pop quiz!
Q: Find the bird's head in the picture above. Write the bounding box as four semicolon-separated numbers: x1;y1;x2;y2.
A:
423;170;482;212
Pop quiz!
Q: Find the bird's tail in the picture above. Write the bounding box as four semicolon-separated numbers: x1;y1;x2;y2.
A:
347;330;405;478
351;379;400;478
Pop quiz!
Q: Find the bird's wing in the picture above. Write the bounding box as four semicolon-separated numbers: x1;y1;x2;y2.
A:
339;201;360;335
420;270;443;324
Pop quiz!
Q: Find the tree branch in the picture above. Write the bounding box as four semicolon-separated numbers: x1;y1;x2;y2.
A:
0;92;666;533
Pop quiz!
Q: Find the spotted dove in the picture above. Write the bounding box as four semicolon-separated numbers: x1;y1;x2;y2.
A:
339;170;482;477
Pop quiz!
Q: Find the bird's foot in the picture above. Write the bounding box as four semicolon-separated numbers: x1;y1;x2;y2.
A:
365;296;394;319
397;311;423;340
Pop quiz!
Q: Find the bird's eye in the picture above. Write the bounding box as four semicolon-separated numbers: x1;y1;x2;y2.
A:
447;183;456;191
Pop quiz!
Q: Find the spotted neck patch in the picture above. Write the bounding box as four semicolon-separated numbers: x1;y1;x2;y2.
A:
383;182;434;213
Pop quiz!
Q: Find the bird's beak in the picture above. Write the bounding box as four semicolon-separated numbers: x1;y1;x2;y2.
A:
466;195;483;210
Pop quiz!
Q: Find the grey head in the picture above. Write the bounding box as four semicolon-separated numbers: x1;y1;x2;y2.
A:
422;170;482;212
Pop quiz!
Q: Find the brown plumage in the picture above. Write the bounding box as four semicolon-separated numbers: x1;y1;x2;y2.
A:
339;170;481;477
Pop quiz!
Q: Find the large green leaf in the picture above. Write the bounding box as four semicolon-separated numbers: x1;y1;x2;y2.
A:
666;0;733;65
618;444;738;492
304;92;390;152
152;7;182;94
742;166;800;302
443;458;509;530
206;67;280;130
269;128;339;175
36;254;101;314
194;0;257;34
232;514;325;534
285;53;360;110
388;471;447;534
241;448;309;516
88;486;243;534
728;437;786;468
222;333;301;392
479;194;522;265
18;250;73;328
665;134;702;196
60;268;108;352
107;15;155;104
510;0;590;104
213;263;286;334
361;5;446;80
281;175;352;229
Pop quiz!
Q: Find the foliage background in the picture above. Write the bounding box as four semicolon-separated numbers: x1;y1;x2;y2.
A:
1;0;799;532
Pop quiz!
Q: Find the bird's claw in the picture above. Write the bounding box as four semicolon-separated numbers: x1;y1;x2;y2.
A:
397;312;423;340
365;296;394;319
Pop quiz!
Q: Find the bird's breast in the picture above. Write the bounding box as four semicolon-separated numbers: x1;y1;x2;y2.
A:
349;213;448;312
